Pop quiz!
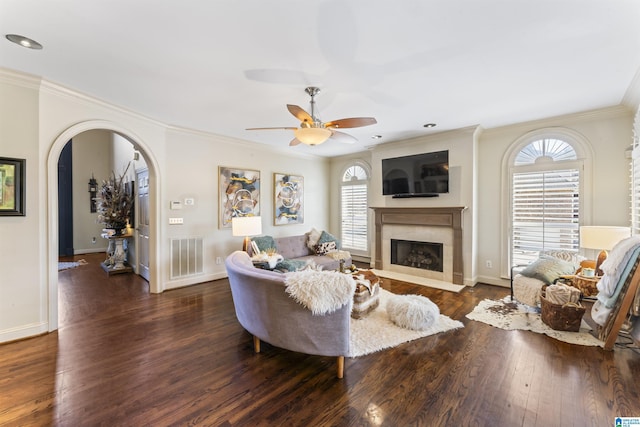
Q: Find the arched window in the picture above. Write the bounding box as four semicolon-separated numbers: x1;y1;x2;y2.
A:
341;162;370;253
510;138;582;266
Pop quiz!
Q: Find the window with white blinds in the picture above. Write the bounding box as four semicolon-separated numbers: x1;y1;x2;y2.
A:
512;169;580;266
510;138;580;266
341;164;369;252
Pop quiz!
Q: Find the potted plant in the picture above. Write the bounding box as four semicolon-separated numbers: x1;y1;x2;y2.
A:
95;165;133;235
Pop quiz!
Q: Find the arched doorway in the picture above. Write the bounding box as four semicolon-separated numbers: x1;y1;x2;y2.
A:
46;120;162;332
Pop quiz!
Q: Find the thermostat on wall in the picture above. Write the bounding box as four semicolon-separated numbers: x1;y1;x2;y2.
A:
170;201;182;210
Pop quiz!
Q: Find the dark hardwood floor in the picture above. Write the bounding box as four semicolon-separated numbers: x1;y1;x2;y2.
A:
1;252;639;426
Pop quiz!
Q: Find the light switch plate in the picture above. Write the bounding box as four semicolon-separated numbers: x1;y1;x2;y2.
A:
169;218;184;225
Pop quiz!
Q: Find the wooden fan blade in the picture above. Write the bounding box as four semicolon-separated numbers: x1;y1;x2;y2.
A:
246;127;297;131
289;138;303;146
287;104;313;124
329;130;357;144
324;117;377;129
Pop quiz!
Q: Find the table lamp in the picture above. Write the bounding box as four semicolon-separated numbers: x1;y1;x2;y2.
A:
232;216;262;252
579;226;631;275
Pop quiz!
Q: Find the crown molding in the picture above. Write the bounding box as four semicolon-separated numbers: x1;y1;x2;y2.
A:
165;124;327;161
0;67;42;90
2;68;325;161
39;79;166;129
371;125;481;154
483;105;633;137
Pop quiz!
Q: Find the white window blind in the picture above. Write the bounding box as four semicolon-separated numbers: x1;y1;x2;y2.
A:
341;183;368;251
512;168;580;266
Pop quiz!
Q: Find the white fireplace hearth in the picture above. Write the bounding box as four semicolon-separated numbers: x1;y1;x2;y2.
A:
370;207;466;285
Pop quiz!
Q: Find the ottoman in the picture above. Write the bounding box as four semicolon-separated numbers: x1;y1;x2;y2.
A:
386;294;440;330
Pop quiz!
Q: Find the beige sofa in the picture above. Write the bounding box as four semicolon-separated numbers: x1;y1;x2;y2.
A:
249;233;351;271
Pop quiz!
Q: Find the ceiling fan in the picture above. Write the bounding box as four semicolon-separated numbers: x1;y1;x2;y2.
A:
247;87;377;146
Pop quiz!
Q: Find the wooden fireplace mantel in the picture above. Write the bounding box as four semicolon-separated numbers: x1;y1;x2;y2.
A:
370;207;466;285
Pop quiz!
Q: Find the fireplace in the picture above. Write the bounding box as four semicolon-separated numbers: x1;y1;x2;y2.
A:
391;239;443;272
370;207;466;285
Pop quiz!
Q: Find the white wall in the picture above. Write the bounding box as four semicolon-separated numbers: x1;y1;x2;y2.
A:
2;64;636;343
0;68;332;343
331;108;634;289
0;71;41;337
476;106;633;286
72;130;112;253
161;127;331;289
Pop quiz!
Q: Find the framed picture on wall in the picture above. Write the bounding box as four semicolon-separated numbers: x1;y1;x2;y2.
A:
0;157;25;216
219;166;260;229
274;173;303;225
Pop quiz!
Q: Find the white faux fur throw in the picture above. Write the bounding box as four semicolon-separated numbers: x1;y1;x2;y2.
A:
284;270;356;315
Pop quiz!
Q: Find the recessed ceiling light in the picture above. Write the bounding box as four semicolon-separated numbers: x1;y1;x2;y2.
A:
371;135;382;139
423;123;436;128
5;34;43;50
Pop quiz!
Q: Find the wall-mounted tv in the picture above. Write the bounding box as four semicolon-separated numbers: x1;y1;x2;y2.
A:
382;150;449;198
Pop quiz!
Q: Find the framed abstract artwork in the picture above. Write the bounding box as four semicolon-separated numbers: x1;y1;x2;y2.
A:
274;173;303;225
0;157;25;216
219;166;260;229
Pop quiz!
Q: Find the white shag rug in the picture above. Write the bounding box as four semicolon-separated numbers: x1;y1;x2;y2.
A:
58;259;88;271
465;296;604;347
284;270;356;315
349;289;464;357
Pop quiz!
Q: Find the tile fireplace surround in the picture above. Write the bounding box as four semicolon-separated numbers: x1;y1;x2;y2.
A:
370;207;466;285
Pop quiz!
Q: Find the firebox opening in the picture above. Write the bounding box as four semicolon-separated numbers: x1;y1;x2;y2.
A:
391;239;443;272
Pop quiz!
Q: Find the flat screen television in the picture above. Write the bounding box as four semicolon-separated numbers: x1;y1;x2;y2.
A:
382;150;449;197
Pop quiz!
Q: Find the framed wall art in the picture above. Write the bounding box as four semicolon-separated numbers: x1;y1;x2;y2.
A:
219;166;260;229
274;173;303;225
0;157;25;216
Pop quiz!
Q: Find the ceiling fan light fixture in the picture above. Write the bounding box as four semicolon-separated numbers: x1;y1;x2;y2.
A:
294;127;331;146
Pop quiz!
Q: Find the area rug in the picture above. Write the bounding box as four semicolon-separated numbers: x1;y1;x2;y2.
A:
349;288;464;357
465;296;604;347
58;259;88;271
371;269;465;293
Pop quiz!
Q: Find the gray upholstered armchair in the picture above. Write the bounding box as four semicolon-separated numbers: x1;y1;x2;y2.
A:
224;251;351;378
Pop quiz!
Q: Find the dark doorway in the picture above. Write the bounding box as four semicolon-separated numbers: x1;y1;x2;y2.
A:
58;140;74;256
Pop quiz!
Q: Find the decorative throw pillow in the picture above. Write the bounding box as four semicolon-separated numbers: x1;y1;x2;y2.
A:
275;259;307;272
306;228;322;251
520;256;576;284
251;235;277;253
315;241;337;255
540;250;584;271
317;230;341;250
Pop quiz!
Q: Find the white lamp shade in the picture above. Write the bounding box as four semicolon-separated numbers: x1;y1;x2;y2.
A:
232;216;262;237
294;127;331;145
579;226;631;251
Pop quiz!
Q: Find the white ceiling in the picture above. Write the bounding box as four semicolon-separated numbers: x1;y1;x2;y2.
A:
2;0;640;157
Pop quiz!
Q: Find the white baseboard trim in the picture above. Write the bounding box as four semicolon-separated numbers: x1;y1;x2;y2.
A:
475;275;510;288
0;321;49;344
164;271;228;291
74;248;108;254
